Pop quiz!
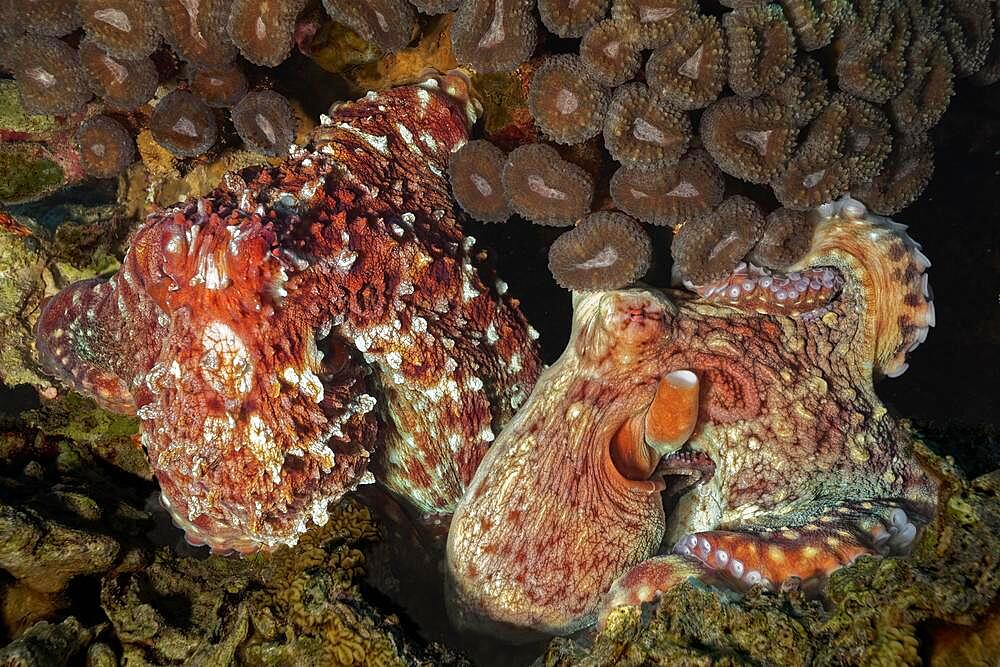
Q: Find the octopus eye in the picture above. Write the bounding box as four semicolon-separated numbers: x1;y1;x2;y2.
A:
610;370;700;481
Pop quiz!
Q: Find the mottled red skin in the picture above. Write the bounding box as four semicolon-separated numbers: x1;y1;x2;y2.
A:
447;199;939;635
35;78;541;553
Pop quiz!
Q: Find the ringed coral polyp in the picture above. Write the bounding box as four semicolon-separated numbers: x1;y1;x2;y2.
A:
231;90;297;157
161;0;237;68
451;0;538;73
700;95;797;184
853;132;935;216
646;13;727;110
547;211;652;291
79;38;158;111
747;206;817;270
610;148;724;226
150;89;218;158
889;33;955;134
21;0;80;37
502;143;594;226
603;82;691;171
766;55;829;127
671;194;764;285
321;0;416;53
724;4;796;98
529;54;609;145
579;19;643;86
538;0;610;38
940;0;995;77
835;1;909;105
8;36;92;116
778;0;848;50
76;114;136;178
78;0;165;59
227;0;305;67
190;64;249;108
448;139;512;223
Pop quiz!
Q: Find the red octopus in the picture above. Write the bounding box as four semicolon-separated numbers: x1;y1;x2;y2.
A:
34;74;541;554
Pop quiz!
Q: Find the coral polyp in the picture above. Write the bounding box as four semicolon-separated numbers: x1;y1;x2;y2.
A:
448;140;511;223
835;1;909;104
747;206;817;270
548;212;651;291
78;0;164;59
529;54;609;145
767;55;829;126
723;4;796;98
538;0;610;38
231;90;296;156
76;114;135;178
671;194;764;285
701;95;797;184
502;143;594;226
451;0;537;73
190;64;249;108
579;19;643;87
853;132;935;215
8;36;91;116
603;82;692;171
610;148;724;226
161;0;237;67
79;38;158;111
21;0;80;37
227;0;305;66
322;0;416;53
646;13;727;110
149;89;218;158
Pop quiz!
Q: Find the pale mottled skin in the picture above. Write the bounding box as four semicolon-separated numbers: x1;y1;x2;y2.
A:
447;198;939;635
34;76;541;554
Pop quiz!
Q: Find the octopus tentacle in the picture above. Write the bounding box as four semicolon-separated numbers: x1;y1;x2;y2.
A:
684;195;933;378
671;499;927;590
599;498;928;626
793;196;934;378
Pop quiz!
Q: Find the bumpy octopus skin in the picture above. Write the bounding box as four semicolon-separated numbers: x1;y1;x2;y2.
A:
34;76;542;553
447;197;938;636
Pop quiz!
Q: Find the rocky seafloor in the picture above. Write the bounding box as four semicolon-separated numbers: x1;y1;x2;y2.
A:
2;1;1000;665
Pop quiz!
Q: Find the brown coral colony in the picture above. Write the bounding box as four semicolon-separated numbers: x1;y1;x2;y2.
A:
1;0;998;300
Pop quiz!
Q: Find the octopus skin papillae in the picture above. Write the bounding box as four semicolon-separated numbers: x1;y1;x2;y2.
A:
36;79;939;636
35;74;542;553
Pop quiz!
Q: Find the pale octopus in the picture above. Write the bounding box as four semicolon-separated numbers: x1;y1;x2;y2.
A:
447;196;939;636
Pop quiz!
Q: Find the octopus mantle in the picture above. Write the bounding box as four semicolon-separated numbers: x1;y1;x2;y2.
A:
447;197;940;636
34;76;541;553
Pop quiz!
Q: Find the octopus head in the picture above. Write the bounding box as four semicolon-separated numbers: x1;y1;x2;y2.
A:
446;288;705;637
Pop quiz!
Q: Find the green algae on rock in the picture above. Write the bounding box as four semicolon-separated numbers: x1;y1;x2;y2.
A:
0;617;98;667
0;81;59;137
0;144;65;204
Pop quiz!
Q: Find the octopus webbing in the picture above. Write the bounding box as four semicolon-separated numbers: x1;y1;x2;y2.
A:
33;74;541;553
447;197;939;635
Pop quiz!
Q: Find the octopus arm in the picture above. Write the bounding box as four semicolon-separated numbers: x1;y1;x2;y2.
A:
601;497;931;622
788;197;934;378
